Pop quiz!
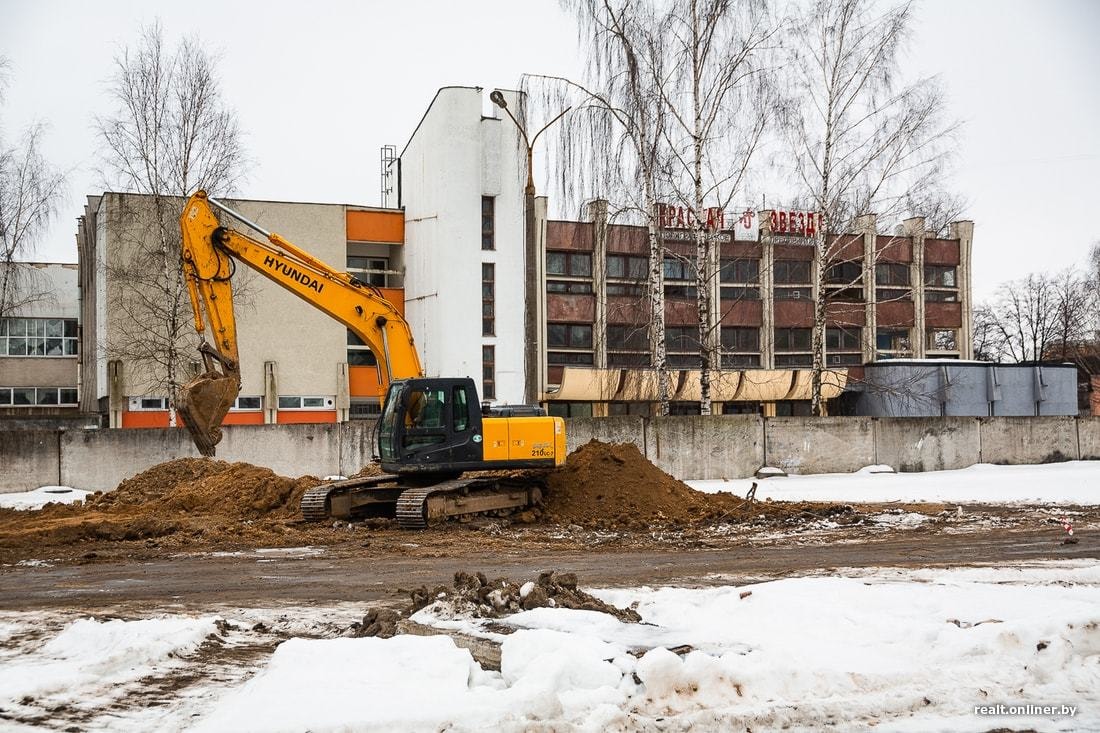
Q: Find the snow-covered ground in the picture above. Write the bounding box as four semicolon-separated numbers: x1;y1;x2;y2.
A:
690;460;1100;505
0;486;89;510
2;562;1097;732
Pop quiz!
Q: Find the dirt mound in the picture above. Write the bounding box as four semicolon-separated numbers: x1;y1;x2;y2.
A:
86;459;318;520
542;440;739;528
357;570;640;638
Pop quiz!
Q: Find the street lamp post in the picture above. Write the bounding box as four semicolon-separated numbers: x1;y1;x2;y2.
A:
490;90;570;407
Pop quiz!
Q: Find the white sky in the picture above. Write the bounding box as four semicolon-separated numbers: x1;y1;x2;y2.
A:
1;0;1097;300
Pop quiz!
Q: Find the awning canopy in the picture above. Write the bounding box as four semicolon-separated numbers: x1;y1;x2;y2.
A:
545;367;848;402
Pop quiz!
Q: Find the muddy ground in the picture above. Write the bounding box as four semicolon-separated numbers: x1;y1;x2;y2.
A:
0;439;1096;611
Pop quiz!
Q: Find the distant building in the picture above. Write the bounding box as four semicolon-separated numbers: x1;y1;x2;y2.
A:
75;192;405;429
0;262;83;426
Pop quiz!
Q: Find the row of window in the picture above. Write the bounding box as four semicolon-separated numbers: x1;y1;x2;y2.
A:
546;324;960;368
0;318;79;357
0;386;78;406
127;395;332;411
547;400;818;419
546;252;958;292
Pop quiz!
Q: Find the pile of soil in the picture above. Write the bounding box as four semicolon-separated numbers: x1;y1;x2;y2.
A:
0;459;325;554
541;440;743;528
357;570;640;638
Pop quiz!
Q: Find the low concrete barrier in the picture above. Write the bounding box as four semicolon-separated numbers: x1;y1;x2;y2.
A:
764;417;875;475
874;418;981;472
645;415;762;480
5;415;1100;493
0;430;59;491
979;417;1079;465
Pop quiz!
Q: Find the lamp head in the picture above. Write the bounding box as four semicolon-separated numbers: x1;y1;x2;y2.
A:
490;90;508;109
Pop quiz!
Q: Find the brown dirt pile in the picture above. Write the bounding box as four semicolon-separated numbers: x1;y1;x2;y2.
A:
541;440;741;528
0;458;324;553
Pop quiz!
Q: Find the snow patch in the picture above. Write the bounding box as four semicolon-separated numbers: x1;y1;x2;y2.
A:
0;486;90;510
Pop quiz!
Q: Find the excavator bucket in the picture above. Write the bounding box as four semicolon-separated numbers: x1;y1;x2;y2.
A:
178;371;239;457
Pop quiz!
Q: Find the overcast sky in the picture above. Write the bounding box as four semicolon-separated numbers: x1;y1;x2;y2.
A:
1;0;1097;299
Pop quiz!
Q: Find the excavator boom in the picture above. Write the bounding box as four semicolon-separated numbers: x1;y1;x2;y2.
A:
178;191;423;455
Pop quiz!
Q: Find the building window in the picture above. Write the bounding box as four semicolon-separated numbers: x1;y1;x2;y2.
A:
663;256;695;281
825;261;862;286
775;400;813;417
547;251;592;277
548;323;593;349
720;327;760;369
546;281;594;295
927;328;958;351
774;259;811;284
775;354;813;368
278;396;335;410
482;345;495;400
720;258;759;283
924;265;957;288
547;352;595;365
775;328;812;352
346;256;389;287
607;254;648;280
721;286;760;301
607;282;647;297
0;318;79;357
232;396;262;410
608;324;649;367
876;262;910;285
482;263;495;336
481;196;495;251
347;330;379;366
826;327;861;351
924;290;958;302
1;386;78;406
774;287;812;300
876;328;911;354
350;401;382;419
547;401;593;418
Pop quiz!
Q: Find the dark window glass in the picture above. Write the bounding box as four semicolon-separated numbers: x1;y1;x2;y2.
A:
482;264;495;336
774;287;811;300
453;386;469;432
825;261;862;285
607;325;648;351
607;283;647;297
924;290;957;302
546;251;591;277
547;351;595;365
876;329;911;352
775;353;813;367
720;326;759;351
664;285;698;299
607;352;650;367
13;387;34;405
774;259;811;284
663;256;695;281
721;353;761;368
775;328;812;352
665;326;701;353
826;327;861;351
876;287;910;302
720;286;760;300
481;196;495;250
546;281;594;295
876;262;910;286
236;396;261;410
482;345;495;400
924;265;957;288
547;252;567;275
547;323;593;349
720;258;759;283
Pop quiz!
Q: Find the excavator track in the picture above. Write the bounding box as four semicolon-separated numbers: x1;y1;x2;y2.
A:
302;473;545;527
300;474;401;522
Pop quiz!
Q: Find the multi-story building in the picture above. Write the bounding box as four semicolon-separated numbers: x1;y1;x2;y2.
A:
539;203;974;417
0;262;83;426
75;192;405;428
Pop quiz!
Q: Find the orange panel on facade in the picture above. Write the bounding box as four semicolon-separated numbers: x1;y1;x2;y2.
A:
346;210;404;244
277;410;338;425
349;365;385;399
121;410;170;428
223;412;265;425
377;288;405;316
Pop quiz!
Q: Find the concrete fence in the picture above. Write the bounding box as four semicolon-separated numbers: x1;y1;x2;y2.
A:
3;416;1099;493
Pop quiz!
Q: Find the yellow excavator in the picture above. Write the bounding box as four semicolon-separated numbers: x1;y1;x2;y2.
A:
177;191;565;528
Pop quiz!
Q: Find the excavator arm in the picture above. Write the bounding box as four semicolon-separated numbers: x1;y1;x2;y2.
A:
178;190;423;456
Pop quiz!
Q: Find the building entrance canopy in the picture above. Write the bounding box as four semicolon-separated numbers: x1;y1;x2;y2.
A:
545;367;848;403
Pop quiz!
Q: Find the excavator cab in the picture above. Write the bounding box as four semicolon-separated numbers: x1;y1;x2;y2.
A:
377;378;484;474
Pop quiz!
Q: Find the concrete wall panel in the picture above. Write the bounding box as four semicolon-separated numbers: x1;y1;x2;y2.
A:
645;415;763;480
765;417;874;474
874;417;980;472
565;416;646;456
0;431;60;492
979;417;1078;465
216;424;342;480
60;427;198;493
1077;418;1100;461
339;420;378;477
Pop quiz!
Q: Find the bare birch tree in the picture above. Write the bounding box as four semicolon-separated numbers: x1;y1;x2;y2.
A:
780;0;956;414
660;0;774;414
95;23;247;424
529;0;676;413
0;57;66;320
976;269;1092;363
